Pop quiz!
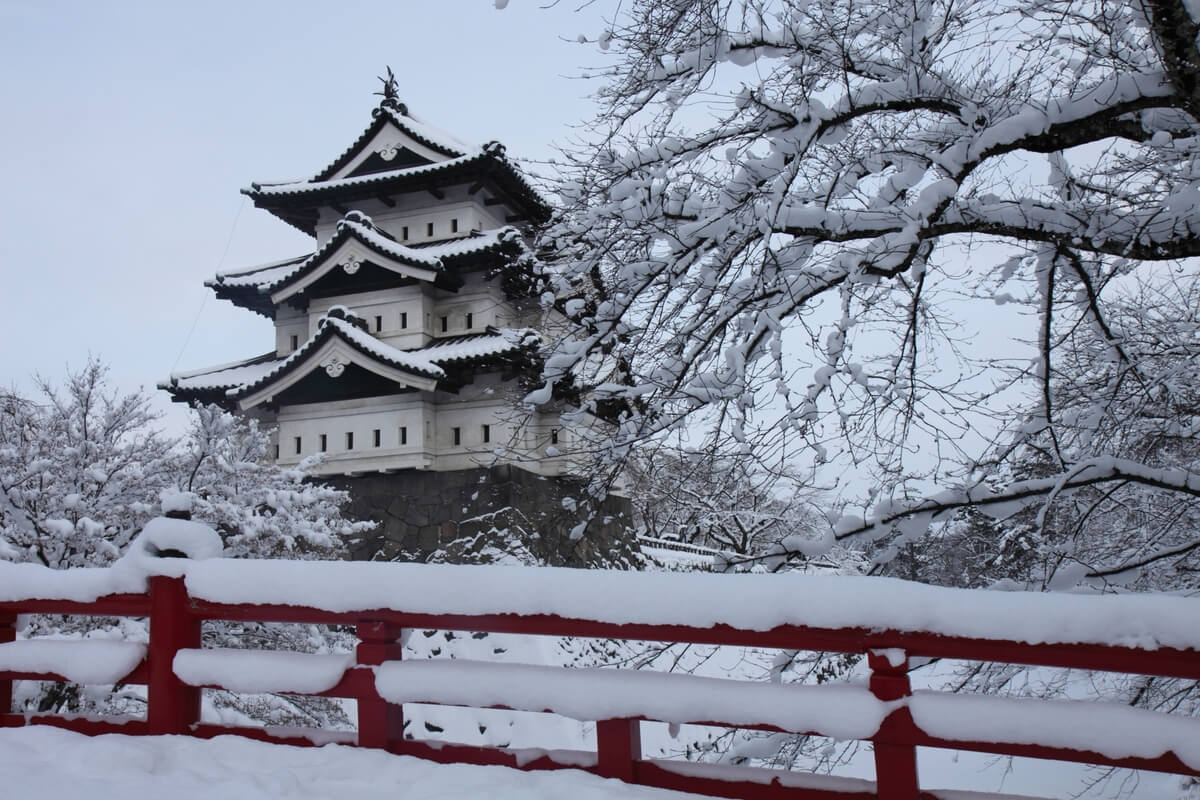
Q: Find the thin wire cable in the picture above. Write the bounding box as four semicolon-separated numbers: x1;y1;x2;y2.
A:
170;196;247;373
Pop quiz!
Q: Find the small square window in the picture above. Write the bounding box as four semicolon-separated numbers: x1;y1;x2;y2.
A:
440;316;448;333
290;334;298;350
346;432;354;450
374;315;383;332
400;426;408;445
427;222;434;237
482;424;490;443
465;312;473;329
373;429;381;447
320;434;327;452
400;311;408;329
451;218;459;233
402;226;409;241
294;436;302;455
452;427;461;446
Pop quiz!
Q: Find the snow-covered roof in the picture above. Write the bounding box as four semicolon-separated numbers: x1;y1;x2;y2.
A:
249;152;489;197
309;102;474;183
162;352;283;392
164;314;537;408
206;255;310;290
420;328;540;364
407;227;523;259
228;313;445;406
208;215;526;309
244;146;552;236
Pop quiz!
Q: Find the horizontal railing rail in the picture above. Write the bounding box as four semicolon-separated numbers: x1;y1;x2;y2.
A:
2;557;1199;800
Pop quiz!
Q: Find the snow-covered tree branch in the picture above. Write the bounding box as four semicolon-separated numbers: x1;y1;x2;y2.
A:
543;0;1200;585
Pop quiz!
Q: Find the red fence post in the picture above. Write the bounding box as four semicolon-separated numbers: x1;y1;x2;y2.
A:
148;575;201;735
0;611;14;714
869;648;919;800
356;621;404;750
596;718;641;782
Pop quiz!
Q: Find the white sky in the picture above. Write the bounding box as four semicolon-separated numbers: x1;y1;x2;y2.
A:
0;0;608;434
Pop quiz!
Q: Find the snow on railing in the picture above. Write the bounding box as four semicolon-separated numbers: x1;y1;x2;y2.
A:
3;547;1200;800
636;535;728;557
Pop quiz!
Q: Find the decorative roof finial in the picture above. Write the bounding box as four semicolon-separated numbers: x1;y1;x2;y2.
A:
375;66;407;114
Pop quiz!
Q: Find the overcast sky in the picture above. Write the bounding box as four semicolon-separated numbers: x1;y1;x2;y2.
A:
0;0;607;433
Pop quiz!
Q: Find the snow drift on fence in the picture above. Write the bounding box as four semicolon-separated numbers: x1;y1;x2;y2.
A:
4;556;1200;651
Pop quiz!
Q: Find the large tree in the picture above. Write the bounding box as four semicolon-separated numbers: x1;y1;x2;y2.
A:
541;0;1200;583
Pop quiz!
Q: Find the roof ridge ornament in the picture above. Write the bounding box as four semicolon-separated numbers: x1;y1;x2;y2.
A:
374;66;407;115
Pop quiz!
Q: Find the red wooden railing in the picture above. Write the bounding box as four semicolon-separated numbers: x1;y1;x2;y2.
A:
3;568;1200;800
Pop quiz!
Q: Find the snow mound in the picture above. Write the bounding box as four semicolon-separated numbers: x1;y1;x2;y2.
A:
116;516;224;578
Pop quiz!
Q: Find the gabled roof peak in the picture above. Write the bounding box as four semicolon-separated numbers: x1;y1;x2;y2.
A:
298;99;474;187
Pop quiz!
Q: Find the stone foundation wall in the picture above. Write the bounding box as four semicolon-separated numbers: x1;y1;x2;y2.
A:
328;465;634;567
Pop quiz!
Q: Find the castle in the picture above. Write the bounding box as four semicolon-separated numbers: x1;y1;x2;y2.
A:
162;76;629;565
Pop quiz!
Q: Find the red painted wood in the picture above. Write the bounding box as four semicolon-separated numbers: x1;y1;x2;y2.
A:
596;718;641;782
868;650;919;800
0;612;14;715
888;709;1200;778
1;713;149;736
3;570;1200;798
147;576;200;735
0;595;151;618
355;621;404;749
634;761;882;800
0;662;149;690
187;601;1200;680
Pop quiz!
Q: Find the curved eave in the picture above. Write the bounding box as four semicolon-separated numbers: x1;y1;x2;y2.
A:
207;236;520;316
231;322;441;411
244;154;552;236
160;352;281;407
208;283;277;317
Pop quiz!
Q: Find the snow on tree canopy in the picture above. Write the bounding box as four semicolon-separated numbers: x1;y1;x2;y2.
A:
536;0;1200;594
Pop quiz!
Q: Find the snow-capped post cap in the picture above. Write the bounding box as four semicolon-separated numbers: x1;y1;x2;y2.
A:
116;516;224;579
160;488;195;521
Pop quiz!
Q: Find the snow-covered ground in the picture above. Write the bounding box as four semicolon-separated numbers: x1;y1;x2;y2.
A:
0;727;702;800
2;726;1191;800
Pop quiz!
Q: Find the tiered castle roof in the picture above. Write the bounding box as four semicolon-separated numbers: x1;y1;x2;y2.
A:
208;212;528;317
163;93;549;413
243;99;551;236
164;307;541;408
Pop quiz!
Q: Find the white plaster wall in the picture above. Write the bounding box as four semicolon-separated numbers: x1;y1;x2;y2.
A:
307;286;432;347
303;281;508;347
314;187;507;247
274;305;309;356
275;394;432;468
269;373;570;476
428;282;508;337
